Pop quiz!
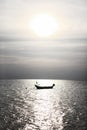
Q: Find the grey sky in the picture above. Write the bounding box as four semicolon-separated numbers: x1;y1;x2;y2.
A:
0;0;87;80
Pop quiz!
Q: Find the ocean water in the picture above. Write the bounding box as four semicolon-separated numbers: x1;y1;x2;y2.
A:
0;80;87;130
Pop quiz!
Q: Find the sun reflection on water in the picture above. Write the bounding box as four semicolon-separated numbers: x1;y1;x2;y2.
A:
19;80;65;130
33;84;64;130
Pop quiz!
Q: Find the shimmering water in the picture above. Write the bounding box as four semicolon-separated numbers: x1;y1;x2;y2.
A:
0;80;87;130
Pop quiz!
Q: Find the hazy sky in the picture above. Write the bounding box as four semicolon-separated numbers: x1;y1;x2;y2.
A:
0;0;87;39
0;0;87;80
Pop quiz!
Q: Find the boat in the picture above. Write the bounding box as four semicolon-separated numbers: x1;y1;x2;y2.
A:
35;83;55;89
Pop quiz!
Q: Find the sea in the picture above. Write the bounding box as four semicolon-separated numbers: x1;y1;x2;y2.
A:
0;79;87;130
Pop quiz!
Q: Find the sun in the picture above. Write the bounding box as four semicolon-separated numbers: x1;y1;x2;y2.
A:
29;14;58;37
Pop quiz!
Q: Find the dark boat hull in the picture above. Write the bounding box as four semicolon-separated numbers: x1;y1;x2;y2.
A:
35;84;54;89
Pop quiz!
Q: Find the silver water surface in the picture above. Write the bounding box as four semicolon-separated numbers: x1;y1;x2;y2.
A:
0;80;87;130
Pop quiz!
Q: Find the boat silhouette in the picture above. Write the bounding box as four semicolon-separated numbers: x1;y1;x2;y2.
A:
35;83;55;89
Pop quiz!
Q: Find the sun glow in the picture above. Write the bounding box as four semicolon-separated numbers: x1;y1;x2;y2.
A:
29;14;58;37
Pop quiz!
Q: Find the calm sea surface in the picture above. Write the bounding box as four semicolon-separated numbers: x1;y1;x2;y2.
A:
0;80;87;130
